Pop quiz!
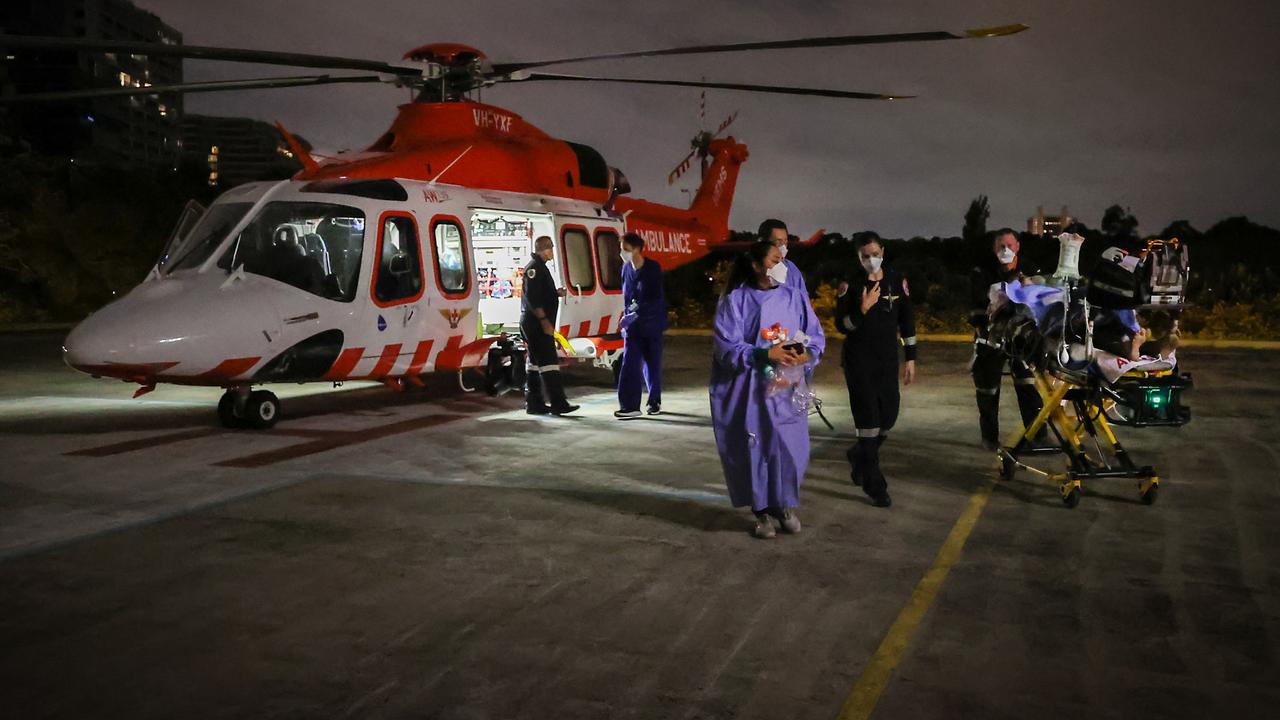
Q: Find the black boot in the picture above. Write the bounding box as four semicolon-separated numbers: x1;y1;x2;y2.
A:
977;390;1000;449
541;370;579;415
525;371;551;414
845;445;861;486
854;437;891;506
1013;380;1047;445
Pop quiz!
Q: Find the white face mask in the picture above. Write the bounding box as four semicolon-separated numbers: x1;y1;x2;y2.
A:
996;247;1017;264
777;243;788;259
620;249;634;265
766;261;789;287
860;256;883;274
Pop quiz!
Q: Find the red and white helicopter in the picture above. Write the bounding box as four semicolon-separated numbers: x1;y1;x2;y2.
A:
2;25;1026;428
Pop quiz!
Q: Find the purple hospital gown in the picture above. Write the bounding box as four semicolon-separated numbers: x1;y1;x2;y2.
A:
710;284;825;511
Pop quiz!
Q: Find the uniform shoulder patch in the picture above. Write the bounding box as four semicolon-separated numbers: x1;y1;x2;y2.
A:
526;268;537;279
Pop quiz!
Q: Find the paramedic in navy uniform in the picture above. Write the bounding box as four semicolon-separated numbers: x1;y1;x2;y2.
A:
835;235;918;508
521;235;579;415
969;228;1044;449
615;232;668;418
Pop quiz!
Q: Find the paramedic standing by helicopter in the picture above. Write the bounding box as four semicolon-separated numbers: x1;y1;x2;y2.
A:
969;228;1044;450
522;236;580;415
615;232;667;419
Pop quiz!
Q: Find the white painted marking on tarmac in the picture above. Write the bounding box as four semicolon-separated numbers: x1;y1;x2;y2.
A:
0;475;310;563
0;396;208;413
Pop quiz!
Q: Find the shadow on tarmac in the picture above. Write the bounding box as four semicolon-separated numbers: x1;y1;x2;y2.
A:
540;488;747;534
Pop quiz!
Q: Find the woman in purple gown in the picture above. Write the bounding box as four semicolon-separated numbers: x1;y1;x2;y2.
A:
710;240;825;539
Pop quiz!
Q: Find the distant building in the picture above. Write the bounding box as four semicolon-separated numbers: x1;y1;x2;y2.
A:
1028;206;1074;237
0;0;182;166
179;114;304;189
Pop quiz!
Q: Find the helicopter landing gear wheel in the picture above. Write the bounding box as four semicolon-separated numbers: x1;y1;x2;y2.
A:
244;390;281;430
217;390;247;429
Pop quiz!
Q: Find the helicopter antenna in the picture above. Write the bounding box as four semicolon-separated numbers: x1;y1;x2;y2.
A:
429;145;473;185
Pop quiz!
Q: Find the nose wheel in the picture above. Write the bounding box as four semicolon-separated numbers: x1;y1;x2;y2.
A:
218;388;281;430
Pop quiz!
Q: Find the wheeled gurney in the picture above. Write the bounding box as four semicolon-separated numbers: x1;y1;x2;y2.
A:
994;236;1193;507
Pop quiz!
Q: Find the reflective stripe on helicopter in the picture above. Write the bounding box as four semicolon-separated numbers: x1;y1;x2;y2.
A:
194;357;261;382
368;343;402;379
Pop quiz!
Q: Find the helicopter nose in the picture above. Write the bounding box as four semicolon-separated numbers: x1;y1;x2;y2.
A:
63;308;139;376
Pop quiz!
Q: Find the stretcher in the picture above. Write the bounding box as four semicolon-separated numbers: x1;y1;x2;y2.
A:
995;236;1193;507
997;357;1191;507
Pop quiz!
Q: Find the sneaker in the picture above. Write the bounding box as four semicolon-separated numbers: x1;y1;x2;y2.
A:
646;404;661;416
981;438;1000;452
526;404;552;415
778;509;802;534
869;491;892;508
752;512;777;539
550;404;580;415
614;409;642;419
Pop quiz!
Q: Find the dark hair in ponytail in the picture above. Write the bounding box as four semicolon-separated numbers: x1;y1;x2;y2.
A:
722;240;776;298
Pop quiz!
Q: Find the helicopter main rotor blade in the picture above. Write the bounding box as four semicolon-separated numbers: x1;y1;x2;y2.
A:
492;24;1027;74
0;74;388;104
511;72;912;101
0;35;419;76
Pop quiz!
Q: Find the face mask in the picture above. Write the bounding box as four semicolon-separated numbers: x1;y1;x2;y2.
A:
766;261;789;287
620;249;634;265
860;256;883;274
996;247;1016;264
777;243;788;259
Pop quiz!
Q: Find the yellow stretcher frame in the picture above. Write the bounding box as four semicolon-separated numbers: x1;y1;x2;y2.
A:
996;366;1163;508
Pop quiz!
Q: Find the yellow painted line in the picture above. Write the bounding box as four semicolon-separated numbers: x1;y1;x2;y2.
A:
836;482;994;720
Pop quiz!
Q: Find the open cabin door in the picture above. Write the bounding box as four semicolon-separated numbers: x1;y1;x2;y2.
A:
469;208;554;336
553;216;625;341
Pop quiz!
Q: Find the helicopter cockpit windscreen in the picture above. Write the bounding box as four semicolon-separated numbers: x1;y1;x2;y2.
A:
165;202;253;273
218;202;365;302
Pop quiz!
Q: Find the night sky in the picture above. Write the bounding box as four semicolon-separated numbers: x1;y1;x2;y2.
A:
136;0;1280;239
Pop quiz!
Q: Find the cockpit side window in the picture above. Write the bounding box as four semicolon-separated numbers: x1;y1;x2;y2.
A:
166;202;252;273
218;201;365;302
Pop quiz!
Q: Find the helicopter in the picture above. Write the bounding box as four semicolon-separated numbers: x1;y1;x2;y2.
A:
0;24;1027;429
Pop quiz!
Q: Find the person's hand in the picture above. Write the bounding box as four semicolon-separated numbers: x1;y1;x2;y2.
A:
767;344;791;365
787;348;811;366
541;319;555;336
1130;327;1150;360
860;282;881;314
902;359;916;386
556;288;567;298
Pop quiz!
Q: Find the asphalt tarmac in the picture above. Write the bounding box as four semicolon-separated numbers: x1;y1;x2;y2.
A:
1;331;1277;719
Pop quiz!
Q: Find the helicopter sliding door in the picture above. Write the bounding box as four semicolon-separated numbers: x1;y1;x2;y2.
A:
553;216;625;341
